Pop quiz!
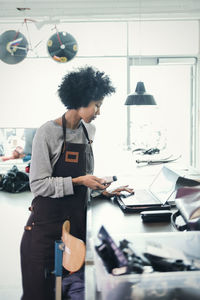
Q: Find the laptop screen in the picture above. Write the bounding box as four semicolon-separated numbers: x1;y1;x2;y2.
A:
149;166;179;204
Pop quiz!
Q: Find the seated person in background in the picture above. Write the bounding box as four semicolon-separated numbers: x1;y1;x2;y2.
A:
0;128;36;162
0;145;25;161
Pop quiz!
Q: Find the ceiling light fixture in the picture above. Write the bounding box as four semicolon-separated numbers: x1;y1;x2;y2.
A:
125;81;156;105
125;0;156;106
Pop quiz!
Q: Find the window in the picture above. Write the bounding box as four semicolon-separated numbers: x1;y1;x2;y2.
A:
128;59;196;166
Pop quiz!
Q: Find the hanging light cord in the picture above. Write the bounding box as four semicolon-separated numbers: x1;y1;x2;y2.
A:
138;0;142;79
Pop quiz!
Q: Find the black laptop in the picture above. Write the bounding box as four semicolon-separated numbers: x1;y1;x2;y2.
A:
115;166;180;213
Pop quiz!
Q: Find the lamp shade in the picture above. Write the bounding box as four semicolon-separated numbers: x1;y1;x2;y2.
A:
125;81;156;105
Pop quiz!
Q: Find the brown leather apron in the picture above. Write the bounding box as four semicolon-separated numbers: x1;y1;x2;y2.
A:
20;114;94;300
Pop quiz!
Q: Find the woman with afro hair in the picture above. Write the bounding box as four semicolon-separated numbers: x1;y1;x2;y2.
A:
20;66;133;300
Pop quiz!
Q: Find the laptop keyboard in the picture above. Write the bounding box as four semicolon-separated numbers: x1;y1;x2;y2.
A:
122;189;161;205
134;190;160;204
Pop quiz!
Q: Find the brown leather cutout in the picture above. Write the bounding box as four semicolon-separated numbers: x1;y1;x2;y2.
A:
65;151;79;163
62;220;86;272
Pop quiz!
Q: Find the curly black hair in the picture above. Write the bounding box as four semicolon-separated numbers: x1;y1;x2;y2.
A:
57;66;116;109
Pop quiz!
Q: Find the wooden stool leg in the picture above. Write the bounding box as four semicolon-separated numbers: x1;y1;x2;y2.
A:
55;240;64;300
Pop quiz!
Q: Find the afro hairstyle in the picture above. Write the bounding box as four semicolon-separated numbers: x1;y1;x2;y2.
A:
57;66;116;109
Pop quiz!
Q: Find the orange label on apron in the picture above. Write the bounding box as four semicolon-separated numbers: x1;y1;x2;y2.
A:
65;151;79;163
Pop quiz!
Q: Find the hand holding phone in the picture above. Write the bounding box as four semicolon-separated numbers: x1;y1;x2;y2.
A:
102;176;117;185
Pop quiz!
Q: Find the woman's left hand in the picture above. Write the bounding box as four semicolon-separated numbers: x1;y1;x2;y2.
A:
102;185;134;198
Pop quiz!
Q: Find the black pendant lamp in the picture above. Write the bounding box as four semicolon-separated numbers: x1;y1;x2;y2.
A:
125;81;156;105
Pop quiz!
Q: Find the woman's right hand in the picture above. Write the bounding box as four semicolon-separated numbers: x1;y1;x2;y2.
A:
72;175;109;190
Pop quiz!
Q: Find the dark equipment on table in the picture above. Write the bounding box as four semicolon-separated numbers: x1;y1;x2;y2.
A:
95;226;152;275
95;226;129;274
96;226;200;275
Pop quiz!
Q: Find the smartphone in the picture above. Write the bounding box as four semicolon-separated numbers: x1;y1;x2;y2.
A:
140;210;172;223
102;176;117;185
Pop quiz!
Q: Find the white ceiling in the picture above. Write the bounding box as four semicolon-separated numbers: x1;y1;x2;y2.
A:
0;0;200;22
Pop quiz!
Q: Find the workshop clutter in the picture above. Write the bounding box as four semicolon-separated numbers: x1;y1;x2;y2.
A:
95;226;200;300
0;165;30;193
172;186;200;231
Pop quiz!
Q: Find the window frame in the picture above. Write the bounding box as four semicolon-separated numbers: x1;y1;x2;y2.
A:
126;55;198;167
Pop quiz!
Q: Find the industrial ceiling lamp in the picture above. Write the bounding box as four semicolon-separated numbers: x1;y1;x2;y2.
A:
125;0;156;106
125;81;156;105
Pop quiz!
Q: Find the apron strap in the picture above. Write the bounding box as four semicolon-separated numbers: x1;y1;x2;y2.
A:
62;114;92;150
81;122;92;144
62;114;67;151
